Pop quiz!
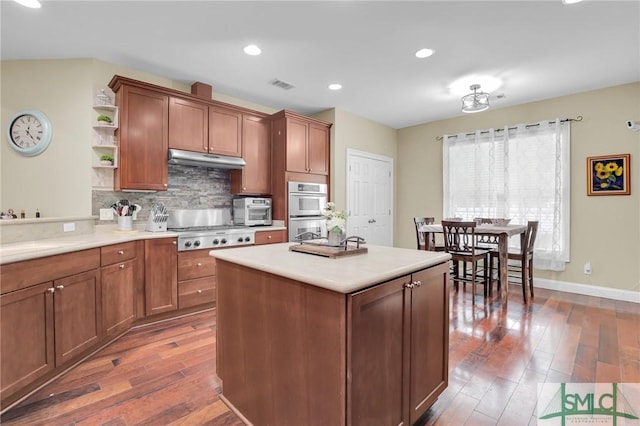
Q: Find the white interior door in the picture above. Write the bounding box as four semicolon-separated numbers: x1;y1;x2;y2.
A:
346;149;393;246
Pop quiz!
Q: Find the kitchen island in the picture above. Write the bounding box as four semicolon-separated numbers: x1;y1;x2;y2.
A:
211;243;451;426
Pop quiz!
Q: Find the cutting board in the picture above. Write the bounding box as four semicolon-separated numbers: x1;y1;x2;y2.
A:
289;243;368;258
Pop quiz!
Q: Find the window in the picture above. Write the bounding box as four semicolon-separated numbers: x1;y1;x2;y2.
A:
443;119;570;271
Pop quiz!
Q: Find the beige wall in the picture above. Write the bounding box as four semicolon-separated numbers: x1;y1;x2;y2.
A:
397;82;640;293
1;58;276;218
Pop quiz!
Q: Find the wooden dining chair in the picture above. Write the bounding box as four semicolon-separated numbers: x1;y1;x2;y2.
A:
494;221;539;303
413;217;445;251
441;220;492;303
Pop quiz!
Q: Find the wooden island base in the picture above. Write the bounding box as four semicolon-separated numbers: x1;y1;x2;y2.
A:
214;244;450;426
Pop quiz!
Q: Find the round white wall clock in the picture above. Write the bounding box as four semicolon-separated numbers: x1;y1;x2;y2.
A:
6;109;53;156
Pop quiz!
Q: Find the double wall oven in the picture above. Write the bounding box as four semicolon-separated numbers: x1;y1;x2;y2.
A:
288;181;327;241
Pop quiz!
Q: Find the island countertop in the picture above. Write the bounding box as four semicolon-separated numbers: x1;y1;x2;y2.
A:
210;242;451;293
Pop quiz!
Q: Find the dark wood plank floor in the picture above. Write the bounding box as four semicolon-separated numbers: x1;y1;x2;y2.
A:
2;285;638;425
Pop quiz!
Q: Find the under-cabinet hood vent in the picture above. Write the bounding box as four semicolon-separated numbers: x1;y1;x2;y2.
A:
168;149;246;169
269;78;296;90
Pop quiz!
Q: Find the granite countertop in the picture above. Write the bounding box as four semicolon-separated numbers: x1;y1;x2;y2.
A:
210;243;451;294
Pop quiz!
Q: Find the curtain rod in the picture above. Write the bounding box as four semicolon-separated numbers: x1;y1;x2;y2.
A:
435;115;583;141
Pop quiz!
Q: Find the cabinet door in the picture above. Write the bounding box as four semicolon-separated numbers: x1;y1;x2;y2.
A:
285;118;308;173
0;283;55;403
118;85;169;191
348;275;411;426
408;265;449;425
209;106;242;157
231;114;271;195
53;270;102;366
168;96;209;153
307;122;329;175
145;238;178;316
102;259;136;338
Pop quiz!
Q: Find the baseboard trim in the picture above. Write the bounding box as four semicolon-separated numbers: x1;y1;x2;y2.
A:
532;277;640;303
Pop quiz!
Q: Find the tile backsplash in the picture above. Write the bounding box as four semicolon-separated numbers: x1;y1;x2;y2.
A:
92;164;233;222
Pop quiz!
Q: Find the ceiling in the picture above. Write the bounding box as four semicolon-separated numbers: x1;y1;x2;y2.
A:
2;1;639;129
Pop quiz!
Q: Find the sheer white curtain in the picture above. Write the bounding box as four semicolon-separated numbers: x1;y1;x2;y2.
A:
442;119;570;271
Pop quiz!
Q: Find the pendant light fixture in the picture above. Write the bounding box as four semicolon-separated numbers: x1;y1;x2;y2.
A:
461;84;490;113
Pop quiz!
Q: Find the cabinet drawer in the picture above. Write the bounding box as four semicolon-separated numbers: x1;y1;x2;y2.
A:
1;249;100;294
177;250;216;281
101;242;137;266
178;277;216;309
254;230;286;245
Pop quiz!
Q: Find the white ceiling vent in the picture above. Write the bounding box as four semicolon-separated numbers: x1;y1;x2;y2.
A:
269;78;295;90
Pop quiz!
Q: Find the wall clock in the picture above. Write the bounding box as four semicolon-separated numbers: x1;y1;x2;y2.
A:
6;109;53;156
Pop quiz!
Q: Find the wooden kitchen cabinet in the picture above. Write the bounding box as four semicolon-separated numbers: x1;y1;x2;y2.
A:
177;249;216;309
109;76;169;191
209;105;242;157
254;229;286;245
101;241;139;338
144;238;178;316
230;113;271;195
168;96;209;153
271;110;331;176
348;265;449;425
0;249;102;406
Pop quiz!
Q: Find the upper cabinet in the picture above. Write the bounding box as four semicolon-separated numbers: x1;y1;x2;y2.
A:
272;110;331;176
209;106;243;157
230;114;271;195
168;97;209;153
109;76;169;192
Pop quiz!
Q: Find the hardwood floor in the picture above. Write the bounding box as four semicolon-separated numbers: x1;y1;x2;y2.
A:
2;285;638;425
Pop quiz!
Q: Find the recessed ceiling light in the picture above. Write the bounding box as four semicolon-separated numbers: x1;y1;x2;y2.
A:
13;0;41;8
328;83;342;91
243;44;261;56
415;48;435;59
562;0;583;4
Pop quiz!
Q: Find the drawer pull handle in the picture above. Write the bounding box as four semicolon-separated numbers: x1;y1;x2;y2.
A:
119;264;125;269
197;289;203;294
56;285;64;290
117;250;124;255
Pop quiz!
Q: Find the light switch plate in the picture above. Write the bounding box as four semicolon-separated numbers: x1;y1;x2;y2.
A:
99;208;114;220
63;222;75;232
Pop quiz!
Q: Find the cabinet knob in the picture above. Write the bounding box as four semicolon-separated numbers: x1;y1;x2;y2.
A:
196;262;202;267
164;183;168;187
197;289;203;294
117;250;124;255
172;241;177;245
267;235;272;239
56;285;64;290
405;283;414;289
47;287;55;294
414;280;422;287
119;264;125;269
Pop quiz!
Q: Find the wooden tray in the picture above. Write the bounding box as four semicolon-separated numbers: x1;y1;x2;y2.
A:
289;243;368;258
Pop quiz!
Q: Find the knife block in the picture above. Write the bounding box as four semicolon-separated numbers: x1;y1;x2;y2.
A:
145;211;168;232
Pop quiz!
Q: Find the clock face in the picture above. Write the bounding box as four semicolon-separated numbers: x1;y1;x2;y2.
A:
7;110;52;156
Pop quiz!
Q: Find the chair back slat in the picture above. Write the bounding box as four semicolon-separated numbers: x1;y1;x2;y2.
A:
523;221;539;256
442;221;478;255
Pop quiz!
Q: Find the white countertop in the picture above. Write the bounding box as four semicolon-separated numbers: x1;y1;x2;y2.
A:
210;243;451;294
0;227;178;265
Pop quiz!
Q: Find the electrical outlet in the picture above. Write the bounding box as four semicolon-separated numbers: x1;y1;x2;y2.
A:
63;222;75;232
583;262;592;275
99;208;114;220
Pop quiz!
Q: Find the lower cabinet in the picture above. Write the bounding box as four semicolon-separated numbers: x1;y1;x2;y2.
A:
348;265;449;425
177;249;216;309
0;260;102;405
145;238;178;316
254;229;286;245
101;258;136;338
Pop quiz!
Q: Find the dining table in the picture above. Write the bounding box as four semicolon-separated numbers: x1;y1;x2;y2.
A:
419;223;527;303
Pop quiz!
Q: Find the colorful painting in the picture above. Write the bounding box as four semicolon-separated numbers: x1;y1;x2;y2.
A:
587;154;630;196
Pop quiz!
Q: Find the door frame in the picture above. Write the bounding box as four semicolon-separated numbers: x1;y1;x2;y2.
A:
346;148;394;245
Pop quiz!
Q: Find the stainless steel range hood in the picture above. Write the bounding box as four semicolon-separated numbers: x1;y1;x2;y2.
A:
168;149;246;169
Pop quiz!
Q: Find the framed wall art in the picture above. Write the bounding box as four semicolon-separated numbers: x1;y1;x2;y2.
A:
587;153;630;196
